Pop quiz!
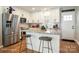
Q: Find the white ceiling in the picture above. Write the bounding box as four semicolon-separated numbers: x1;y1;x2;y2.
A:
13;6;77;12
13;6;60;12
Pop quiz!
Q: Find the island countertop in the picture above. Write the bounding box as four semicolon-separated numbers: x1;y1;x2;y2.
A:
20;28;60;35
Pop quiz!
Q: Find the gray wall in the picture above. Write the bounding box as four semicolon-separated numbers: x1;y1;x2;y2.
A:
76;7;79;44
0;7;2;47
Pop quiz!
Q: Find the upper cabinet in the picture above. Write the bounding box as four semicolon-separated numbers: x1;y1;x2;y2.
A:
30;8;60;24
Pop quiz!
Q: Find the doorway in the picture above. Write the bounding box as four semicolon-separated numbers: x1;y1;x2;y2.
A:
61;11;76;40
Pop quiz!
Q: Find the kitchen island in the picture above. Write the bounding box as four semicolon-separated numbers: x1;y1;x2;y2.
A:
20;28;60;53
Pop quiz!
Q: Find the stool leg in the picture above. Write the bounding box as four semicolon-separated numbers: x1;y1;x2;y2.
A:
19;39;22;53
39;40;42;53
42;40;44;53
30;37;33;52
50;41;53;53
48;41;49;53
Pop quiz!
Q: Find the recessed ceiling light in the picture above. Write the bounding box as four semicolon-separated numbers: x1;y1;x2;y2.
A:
32;8;35;10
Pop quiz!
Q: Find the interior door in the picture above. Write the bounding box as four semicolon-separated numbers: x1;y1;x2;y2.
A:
61;11;76;40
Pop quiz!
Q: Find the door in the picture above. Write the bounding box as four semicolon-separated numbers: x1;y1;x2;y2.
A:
61;11;76;40
12;15;19;43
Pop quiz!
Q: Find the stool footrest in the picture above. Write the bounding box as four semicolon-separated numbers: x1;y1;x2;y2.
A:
43;47;52;50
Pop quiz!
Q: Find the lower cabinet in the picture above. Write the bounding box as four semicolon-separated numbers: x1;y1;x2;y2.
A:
26;32;60;53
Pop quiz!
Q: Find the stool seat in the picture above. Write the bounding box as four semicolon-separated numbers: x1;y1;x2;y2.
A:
26;35;31;37
39;36;52;41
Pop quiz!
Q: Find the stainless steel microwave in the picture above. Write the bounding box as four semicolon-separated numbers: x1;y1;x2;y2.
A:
20;18;26;23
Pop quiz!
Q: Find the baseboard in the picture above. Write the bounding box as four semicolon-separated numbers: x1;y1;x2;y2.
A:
75;40;79;45
0;45;3;48
62;39;75;42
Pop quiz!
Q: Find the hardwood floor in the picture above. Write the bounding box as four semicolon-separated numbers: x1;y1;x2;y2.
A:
0;39;26;53
0;39;79;53
60;39;79;53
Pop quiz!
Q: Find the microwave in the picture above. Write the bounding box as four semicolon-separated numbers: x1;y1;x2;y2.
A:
20;18;26;23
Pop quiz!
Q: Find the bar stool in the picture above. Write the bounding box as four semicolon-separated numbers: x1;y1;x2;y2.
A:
26;34;33;52
19;32;33;52
19;31;26;53
39;36;53;53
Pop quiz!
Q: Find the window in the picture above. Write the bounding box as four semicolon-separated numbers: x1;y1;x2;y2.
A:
63;15;72;21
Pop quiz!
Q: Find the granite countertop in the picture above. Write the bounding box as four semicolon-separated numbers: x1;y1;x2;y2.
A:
20;28;60;35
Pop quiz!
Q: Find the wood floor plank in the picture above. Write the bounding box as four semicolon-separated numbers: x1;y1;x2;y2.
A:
0;40;79;53
60;40;79;53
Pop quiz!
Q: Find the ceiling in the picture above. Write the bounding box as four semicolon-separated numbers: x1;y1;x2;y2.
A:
13;6;77;12
13;6;60;12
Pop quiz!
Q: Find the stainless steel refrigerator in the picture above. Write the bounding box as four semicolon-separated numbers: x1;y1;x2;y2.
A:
2;13;19;47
